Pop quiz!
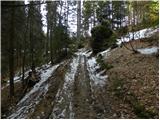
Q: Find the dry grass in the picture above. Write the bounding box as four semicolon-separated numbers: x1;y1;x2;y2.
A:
104;40;159;118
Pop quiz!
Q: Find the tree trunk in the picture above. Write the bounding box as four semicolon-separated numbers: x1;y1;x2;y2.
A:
50;27;53;65
29;2;35;71
77;0;81;41
59;1;63;26
66;1;69;28
9;2;15;97
22;10;29;87
128;2;138;53
46;19;49;62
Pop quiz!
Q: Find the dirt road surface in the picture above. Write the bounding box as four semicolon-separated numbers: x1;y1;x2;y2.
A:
7;49;109;119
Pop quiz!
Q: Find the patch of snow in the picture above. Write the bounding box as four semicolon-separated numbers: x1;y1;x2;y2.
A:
69;101;74;118
75;48;92;57
85;51;92;57
8;63;60;119
8;70;30;83
96;74;108;79
87;57;97;68
87;57;108;86
2;62;52;90
99;49;110;56
50;56;79;119
65;56;80;84
2;70;30;90
137;46;158;55
98;70;106;75
59;109;66;118
117;27;159;45
96;70;108;79
147;28;159;37
19;63;59;105
97;48;111;59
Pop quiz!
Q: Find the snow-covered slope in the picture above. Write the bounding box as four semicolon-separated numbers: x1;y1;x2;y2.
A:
2;62;52;90
8;63;61;119
117;27;158;45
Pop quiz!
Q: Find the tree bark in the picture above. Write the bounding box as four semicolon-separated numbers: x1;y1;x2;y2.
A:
45;20;49;62
50;26;53;65
9;2;15;97
77;0;81;41
29;2;35;71
22;9;29;87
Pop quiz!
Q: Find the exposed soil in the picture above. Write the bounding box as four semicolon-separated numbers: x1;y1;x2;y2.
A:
73;55;96;118
29;61;70;119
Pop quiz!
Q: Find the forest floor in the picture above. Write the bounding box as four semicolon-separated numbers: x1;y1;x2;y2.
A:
1;38;159;119
2;49;110;119
104;39;159;118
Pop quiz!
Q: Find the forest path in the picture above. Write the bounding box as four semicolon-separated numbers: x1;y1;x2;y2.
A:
72;54;97;118
7;49;109;119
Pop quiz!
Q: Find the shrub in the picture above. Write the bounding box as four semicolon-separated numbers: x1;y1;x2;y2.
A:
91;20;117;54
96;55;113;70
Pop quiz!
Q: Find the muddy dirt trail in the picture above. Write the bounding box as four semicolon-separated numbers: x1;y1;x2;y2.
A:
7;49;109;119
73;55;96;118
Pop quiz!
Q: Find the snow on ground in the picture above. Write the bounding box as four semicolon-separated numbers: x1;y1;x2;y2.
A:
50;54;80;118
19;63;60;104
7;49;110;118
117;27;159;45
1;70;30;90
87;57;108;87
137;46;158;55
8;70;30;83
97;48;111;59
2;62;52;90
8;63;61;119
75;48;92;57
